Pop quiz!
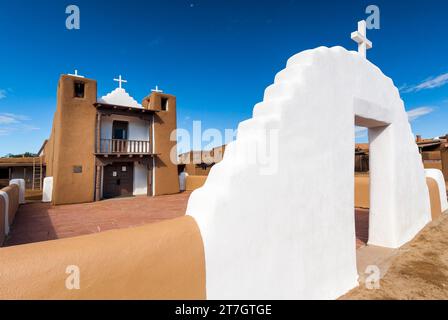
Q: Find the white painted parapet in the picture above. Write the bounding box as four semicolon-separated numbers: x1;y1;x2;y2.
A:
187;46;431;299
42;177;53;203
0;191;9;235
9;179;25;204
179;172;188;192
425;169;448;213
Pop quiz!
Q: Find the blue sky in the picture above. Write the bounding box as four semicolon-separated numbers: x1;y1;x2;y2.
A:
0;0;447;155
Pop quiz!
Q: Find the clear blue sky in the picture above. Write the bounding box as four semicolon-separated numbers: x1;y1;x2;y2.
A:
0;0;447;155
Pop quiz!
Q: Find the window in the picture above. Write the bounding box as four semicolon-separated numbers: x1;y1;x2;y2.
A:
74;81;85;98
112;121;128;140
0;168;8;179
161;97;169;111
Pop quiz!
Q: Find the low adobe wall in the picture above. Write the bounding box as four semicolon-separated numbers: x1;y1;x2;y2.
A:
0;216;206;299
0;184;19;245
354;176;370;209
1;185;19;227
186;175;208;191
0;197;4;246
355;175;444;219
426;177;442;220
424;162;443;171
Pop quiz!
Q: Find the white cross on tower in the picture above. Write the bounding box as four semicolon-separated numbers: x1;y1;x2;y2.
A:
69;69;84;78
114;75;127;89
151;85;163;93
351;20;372;58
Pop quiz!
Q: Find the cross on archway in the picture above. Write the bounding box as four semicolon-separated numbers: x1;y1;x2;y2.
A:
114;75;127;89
351;20;372;58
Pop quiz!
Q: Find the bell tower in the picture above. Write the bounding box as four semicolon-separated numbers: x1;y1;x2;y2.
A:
142;86;180;195
50;73;98;205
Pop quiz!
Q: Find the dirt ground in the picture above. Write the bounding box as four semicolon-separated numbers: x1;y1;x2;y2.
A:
343;214;448;299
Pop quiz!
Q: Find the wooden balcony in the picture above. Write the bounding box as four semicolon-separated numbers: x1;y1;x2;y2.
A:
96;139;152;156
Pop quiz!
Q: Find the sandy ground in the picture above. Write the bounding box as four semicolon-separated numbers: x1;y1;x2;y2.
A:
343;214;448;299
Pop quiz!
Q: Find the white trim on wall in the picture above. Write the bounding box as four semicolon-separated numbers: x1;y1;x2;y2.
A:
0;190;9;235
152;114;156;196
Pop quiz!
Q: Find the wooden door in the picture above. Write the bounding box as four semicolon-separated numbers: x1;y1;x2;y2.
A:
103;163;134;198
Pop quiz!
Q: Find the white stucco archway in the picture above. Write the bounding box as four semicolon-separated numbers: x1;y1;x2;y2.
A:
186;46;431;299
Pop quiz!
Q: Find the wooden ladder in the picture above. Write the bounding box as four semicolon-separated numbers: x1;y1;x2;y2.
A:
32;157;43;191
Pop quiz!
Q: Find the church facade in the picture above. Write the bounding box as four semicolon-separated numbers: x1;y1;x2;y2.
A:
43;73;179;205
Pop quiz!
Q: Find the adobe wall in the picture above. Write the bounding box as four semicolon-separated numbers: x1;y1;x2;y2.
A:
1;185;19;227
186;176;208;191
44;119;57;177
143;92;179;195
426;178;442;220
51;75;98;205
442;146;448;181
0;197;4;246
0;184;19;246
354;175;445;220
354;175;370;209
424;162;443;171
0;216;205;299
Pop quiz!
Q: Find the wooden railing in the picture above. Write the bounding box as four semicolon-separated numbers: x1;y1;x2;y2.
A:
98;139;151;154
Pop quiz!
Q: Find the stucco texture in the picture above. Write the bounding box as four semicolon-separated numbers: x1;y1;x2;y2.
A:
143;93;180;196
355;173;446;220
2;185;19;227
426;178;442;220
187;46;431;299
186;176;208;191
0;216;205;300
48;76;98;205
355;175;370;209
0;197;4;246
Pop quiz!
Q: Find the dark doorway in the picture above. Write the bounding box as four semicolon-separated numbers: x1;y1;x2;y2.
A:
112;121;128;140
103;162;134;198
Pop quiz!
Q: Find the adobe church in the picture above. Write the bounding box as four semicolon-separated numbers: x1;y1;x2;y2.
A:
43;72;179;205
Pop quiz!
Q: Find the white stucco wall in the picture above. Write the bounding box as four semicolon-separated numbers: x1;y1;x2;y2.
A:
0;191;9;235
186;46;431;300
133;162;148;196
42;177;53;203
179;172;188;191
101;115;149;196
101;115;150;142
9;179;25;204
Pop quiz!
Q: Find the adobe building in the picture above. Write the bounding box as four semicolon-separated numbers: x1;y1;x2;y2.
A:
416;135;448;179
353;135;448;180
0;156;45;190
178;145;226;176
44;73;179;205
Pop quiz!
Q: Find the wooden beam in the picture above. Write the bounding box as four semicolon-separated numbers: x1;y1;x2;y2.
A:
96;112;102;154
95;165;102;201
147;161;153;197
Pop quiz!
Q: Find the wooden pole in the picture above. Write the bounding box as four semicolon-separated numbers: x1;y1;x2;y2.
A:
96;112;101;153
95;165;102;201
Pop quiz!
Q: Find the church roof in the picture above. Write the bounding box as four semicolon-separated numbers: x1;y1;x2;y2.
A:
98;88;142;109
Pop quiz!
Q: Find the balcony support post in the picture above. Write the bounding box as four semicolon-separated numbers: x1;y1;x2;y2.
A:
96;112;102;154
